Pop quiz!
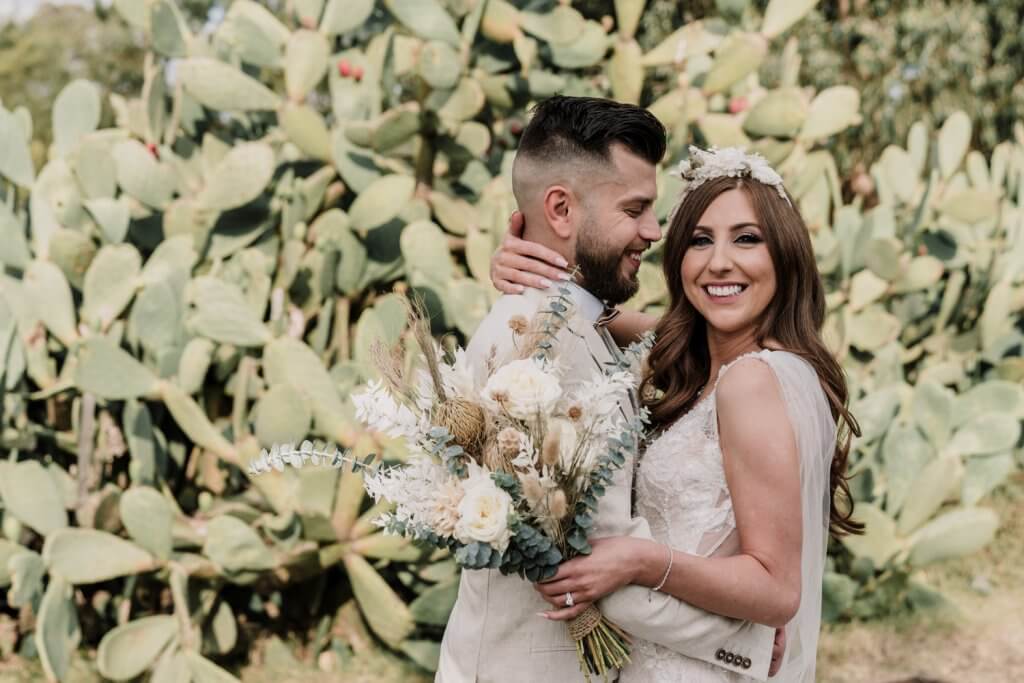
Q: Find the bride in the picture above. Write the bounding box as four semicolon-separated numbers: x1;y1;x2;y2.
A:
491;147;862;681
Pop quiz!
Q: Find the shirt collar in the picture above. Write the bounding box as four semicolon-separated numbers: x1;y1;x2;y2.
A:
562;281;606;322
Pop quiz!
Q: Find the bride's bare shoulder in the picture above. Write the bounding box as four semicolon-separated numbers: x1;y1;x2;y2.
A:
716;354;782;409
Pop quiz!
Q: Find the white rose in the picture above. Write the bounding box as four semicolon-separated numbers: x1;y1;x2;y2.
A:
484;358;562;420
454;473;514;552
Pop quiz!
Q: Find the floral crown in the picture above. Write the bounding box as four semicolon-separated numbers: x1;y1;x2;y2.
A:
671;146;791;209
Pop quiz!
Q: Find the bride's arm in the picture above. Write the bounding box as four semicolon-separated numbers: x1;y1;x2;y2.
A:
490;212;660;345
535;358;803;629
605;309;659;345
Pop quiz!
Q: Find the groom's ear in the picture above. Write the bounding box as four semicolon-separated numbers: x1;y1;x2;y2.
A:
542;185;576;240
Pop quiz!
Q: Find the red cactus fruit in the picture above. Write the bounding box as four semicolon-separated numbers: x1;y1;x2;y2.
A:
728;96;749;114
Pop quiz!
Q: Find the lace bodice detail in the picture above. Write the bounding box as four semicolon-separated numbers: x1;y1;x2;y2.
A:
622;349;831;683
625;351;770;683
635;350;771;558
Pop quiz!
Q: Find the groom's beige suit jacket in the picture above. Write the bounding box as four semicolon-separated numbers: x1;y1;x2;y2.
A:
436;283;774;682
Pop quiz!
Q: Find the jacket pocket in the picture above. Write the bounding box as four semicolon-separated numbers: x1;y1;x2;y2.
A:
528;619;577;653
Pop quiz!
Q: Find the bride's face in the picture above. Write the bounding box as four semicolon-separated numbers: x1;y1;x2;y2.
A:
681;188;776;338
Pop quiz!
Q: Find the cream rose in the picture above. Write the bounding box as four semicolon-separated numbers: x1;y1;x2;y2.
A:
431;479;465;538
483;359;562;420
454;473;514;552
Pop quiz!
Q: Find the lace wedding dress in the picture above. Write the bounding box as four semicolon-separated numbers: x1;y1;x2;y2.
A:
621;350;836;683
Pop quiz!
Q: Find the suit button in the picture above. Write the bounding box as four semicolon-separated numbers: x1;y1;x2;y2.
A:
742;657;751;669
724;653;734;664
716;649;726;661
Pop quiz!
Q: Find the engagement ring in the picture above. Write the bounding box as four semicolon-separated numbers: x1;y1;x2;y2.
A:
564;592;574;607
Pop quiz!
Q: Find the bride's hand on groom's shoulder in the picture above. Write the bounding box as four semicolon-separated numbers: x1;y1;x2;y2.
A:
532;537;642;621
491;211;570;294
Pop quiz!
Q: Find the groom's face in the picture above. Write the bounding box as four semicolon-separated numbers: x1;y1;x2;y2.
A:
573;145;661;306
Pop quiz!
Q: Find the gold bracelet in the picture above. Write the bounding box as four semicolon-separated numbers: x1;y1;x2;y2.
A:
652;544;674;592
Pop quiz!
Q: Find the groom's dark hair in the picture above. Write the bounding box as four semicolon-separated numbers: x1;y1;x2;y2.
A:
517;96;666;166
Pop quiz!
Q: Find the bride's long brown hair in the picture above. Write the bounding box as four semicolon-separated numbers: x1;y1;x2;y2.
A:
640;176;863;537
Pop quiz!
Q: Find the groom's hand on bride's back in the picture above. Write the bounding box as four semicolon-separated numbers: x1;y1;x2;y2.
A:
490;211;571;294
768;627;786;677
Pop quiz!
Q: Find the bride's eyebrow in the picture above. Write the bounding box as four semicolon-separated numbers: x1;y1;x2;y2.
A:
693;222;762;231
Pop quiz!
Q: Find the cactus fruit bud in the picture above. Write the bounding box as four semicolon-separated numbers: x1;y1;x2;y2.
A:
324;181;346;206
851;164;874;197
146;142;159;159
508;120;523;135
338;59;352;77
601;15;614;32
728;96;749;114
353;65;364;82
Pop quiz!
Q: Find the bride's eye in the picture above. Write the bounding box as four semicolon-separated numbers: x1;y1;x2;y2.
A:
736;233;763;245
689;235;713;247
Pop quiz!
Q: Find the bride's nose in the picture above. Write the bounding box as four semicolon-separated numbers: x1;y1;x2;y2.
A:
708;242;734;274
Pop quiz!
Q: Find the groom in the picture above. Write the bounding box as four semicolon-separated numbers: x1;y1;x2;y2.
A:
436;96;778;682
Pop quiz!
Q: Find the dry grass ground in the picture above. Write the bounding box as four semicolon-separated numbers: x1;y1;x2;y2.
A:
816;471;1024;683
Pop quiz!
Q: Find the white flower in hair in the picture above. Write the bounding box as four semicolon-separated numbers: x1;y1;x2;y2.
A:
673;145;790;204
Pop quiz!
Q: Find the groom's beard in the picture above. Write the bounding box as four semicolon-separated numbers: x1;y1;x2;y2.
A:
575;229;640;307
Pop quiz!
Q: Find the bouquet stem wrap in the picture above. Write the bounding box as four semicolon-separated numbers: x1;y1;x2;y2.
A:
570;605;632;681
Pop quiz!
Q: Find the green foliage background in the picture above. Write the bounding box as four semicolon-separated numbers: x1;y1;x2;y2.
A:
0;0;1021;680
